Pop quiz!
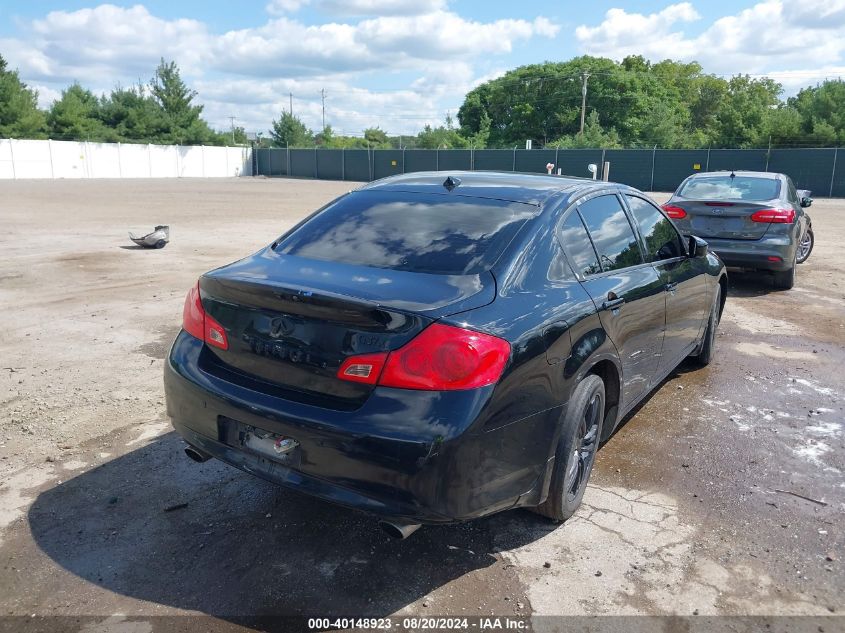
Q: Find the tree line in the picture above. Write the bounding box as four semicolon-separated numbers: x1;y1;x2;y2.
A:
2;52;845;149
0;55;244;145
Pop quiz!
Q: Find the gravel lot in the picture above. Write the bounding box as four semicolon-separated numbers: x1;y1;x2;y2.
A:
0;177;843;629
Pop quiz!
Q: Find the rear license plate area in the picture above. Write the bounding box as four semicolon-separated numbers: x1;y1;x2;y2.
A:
217;416;302;467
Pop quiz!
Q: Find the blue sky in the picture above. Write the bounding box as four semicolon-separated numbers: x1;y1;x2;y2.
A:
2;1;844;136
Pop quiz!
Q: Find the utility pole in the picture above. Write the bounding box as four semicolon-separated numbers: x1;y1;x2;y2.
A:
579;71;591;136
228;115;236;144
321;88;326;130
289;92;293;116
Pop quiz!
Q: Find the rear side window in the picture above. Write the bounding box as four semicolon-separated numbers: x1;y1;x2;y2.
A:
276;191;538;275
678;176;780;201
560;212;601;277
625;195;685;261
577;195;643;272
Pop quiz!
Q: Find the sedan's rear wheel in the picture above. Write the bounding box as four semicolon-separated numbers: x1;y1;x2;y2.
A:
796;227;814;264
692;285;720;366
772;265;795;290
534;374;604;523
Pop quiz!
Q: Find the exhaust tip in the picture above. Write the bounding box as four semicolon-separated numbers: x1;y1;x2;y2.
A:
379;520;421;540
184;445;212;463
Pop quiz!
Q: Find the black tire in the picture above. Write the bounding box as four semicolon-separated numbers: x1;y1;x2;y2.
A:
692;285;721;367
154;239;167;249
796;227;813;264
772;265;795;290
534;374;605;522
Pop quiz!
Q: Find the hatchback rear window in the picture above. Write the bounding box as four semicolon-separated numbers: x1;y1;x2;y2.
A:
276;190;538;275
677;176;780;201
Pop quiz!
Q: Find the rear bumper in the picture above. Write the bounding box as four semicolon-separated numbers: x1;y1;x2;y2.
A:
164;332;560;524
704;235;795;271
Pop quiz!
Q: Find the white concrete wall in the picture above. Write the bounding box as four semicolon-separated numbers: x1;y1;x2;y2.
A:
0;139;252;179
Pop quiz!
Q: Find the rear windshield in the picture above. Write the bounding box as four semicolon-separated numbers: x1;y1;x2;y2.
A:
678;176;780;201
275;190;538;275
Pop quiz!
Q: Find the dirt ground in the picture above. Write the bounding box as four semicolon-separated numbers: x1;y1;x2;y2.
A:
0;177;843;630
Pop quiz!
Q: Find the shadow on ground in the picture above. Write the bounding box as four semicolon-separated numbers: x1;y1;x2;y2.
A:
724;269;793;297
27;431;550;621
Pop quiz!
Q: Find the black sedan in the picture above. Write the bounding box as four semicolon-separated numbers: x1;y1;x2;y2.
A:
164;171;727;538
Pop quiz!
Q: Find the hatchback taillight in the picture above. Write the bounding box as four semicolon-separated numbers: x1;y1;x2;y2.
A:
661;204;687;219
182;282;229;350
337;323;510;391
750;208;795;224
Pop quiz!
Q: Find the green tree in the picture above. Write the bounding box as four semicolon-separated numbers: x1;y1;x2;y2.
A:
363;127;390;148
270;111;313;147
99;84;165;142
47;83;108;141
0;54;46;138
548;111;621;148
790;80;845;146
416;115;469;149
149;58;215;144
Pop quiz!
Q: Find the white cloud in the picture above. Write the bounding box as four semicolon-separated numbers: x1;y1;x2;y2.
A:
266;0;311;15
317;0;447;16
3;3;558;135
575;1;845;83
212;11;558;77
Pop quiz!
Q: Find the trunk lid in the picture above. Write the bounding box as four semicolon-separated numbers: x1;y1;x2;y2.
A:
197;248;495;408
671;199;777;240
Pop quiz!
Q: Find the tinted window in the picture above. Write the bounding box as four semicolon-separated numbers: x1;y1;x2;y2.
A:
625;195;685;261
678;176;780;201
560;212;601;277
578;195;643;272
276;191;538;275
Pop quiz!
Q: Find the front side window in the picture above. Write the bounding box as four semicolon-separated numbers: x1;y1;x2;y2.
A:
577;195;643;272
559;211;601;277
625;195;685;262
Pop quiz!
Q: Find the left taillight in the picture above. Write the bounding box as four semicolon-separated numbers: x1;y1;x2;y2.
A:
182;282;228;350
336;323;510;391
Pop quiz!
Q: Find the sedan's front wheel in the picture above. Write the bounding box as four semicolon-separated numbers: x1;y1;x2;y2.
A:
534;374;605;523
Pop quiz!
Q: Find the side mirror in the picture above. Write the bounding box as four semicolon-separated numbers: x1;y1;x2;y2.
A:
688;235;708;258
801;196;813;208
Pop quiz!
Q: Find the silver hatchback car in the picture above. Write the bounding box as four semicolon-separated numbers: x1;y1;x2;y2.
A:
662;171;813;289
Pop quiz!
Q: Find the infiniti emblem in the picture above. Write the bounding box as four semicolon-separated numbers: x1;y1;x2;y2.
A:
269;317;294;338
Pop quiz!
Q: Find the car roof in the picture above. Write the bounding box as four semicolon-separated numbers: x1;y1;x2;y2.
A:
688;170;782;180
358;170;605;206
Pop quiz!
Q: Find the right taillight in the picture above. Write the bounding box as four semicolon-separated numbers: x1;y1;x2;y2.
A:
337;323;510;391
182;282;228;350
750;208;795;224
662;204;687;219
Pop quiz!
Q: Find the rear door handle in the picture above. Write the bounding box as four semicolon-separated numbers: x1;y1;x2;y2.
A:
665;282;678;292
602;297;625;310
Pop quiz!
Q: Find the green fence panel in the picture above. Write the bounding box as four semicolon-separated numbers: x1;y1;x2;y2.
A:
255;148;270;176
555;150;604;180
652;150;709;191
260;148;287;176
707;149;767;172
438;149;472;171
289;149;316;178
514;149;556;174
404;150;438;173
767;148;836;196
830;148;845;197
473;149;514;171
373;150;405;179
316;149;343;180
603;149;652;190
343;149;370;181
